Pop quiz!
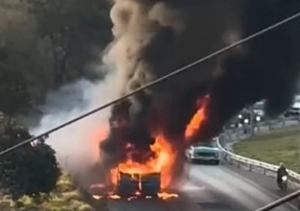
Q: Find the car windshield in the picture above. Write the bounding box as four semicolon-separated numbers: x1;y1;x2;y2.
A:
193;140;217;148
254;101;265;110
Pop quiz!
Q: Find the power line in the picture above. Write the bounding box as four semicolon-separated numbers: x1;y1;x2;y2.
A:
1;11;300;157
254;189;300;211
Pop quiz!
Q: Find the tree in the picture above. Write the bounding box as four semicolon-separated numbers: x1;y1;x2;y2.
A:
0;2;40;115
0;0;113;119
27;0;112;84
0;115;61;200
0;65;33;116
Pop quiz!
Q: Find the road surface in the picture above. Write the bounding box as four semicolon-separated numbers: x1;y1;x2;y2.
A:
106;163;298;211
105;120;300;211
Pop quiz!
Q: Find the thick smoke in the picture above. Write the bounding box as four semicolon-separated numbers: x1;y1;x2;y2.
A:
32;0;300;187
97;0;244;184
99;0;300;180
101;0;242;144
30;59;125;186
204;0;300;138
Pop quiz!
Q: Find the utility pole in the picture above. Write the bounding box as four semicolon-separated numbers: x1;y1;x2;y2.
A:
250;105;255;136
298;115;300;172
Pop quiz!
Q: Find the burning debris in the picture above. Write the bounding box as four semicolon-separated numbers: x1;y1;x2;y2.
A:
94;110;181;198
89;0;300;199
91;94;209;199
185;95;210;143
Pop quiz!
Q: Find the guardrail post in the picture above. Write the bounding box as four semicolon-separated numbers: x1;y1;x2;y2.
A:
220;116;300;197
227;155;231;163
282;116;285;127
269;120;273;132
250;105;254;136
257;122;261;133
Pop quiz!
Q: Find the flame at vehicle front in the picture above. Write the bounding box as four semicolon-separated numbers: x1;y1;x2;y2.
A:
110;132;175;190
90;131;179;200
91;95;210;201
185;95;210;142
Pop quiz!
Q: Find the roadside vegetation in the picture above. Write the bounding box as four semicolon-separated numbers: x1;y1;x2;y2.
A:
0;0;111;124
234;126;300;172
0;0;112;209
0;112;108;210
0;173;101;211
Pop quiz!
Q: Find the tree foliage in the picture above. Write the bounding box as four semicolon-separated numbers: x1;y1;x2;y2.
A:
0;67;33;116
27;0;112;83
0;114;60;200
0;173;98;211
0;0;112;117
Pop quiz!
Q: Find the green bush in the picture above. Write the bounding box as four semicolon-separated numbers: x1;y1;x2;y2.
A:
0;118;61;200
0;171;105;211
234;126;300;172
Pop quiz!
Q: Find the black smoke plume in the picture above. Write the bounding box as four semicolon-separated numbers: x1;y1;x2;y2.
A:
204;0;300;138
99;0;300;176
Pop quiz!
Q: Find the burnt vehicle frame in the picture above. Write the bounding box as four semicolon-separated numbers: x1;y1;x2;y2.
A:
116;170;161;197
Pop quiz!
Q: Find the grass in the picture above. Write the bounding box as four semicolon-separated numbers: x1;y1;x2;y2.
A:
0;172;106;211
233;126;300;172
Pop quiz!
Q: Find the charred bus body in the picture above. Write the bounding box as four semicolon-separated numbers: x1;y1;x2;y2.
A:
116;171;161;197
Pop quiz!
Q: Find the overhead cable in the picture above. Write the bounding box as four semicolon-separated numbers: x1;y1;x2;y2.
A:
1;10;300;157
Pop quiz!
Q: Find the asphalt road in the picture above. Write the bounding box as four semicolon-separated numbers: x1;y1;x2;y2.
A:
105;120;300;211
222;119;299;151
106;163;299;211
188;163;299;211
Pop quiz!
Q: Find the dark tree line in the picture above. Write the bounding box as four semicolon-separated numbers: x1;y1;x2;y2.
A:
27;0;112;84
0;0;112;117
0;114;60;200
0;0;112;199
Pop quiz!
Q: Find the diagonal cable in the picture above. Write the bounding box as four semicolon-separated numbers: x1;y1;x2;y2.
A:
1;11;300;156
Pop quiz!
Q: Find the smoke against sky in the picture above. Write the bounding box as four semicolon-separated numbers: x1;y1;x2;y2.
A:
104;0;300;141
102;0;244;147
205;0;300;138
30;60;122;178
31;0;300;186
99;0;300;186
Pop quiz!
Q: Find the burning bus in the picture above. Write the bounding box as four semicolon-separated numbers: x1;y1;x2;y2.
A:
90;132;176;199
104;133;176;199
116;171;161;197
90;95;210;200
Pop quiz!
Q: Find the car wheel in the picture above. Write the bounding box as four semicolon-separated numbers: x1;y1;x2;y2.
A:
215;160;220;165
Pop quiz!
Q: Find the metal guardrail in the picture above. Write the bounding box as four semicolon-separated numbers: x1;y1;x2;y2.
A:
229;115;300;135
217;137;300;184
254;190;300;211
218;116;300;188
254;116;300;131
219;116;300;210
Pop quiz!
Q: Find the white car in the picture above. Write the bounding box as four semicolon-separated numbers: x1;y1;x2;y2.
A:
185;138;220;165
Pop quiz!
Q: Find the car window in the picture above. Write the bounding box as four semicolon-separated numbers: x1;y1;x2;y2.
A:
193;140;217;148
254;102;264;110
288;107;299;112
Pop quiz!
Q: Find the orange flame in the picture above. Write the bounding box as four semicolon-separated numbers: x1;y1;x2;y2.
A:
158;192;179;200
185;95;210;141
110;133;176;190
90;106;184;199
92;192;178;201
